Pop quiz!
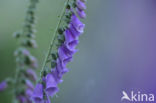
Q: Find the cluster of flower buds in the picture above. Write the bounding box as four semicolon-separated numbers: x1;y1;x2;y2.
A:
0;0;39;103
76;0;87;19
32;0;87;103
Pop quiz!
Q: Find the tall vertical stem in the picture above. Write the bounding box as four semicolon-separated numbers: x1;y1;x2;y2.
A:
40;0;70;76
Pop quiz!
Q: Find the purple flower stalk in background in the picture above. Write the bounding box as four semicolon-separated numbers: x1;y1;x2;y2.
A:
0;0;39;103
12;0;39;102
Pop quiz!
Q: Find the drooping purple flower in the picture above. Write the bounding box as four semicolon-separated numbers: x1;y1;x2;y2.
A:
64;29;76;43
0;81;7;91
56;58;69;76
76;8;86;19
71;14;85;34
45;73;59;97
66;40;79;51
32;83;43;103
58;45;76;62
26;69;38;81
76;0;87;10
64;29;79;51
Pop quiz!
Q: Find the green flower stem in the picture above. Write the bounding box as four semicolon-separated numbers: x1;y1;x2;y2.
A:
40;0;70;77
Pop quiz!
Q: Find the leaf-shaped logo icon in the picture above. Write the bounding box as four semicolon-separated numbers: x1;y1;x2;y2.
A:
121;91;131;101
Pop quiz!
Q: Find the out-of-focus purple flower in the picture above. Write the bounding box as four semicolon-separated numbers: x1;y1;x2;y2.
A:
71;14;85;34
76;8;86;19
26;88;33;97
76;0;87;10
26;79;34;90
46;73;59;97
0;81;7;91
17;95;27;103
29;56;37;64
32;83;43;103
31;62;38;69
26;69;38;81
22;49;30;56
29;56;38;68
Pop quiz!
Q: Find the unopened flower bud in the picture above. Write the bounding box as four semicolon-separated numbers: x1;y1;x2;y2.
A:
13;32;21;38
26;69;37;81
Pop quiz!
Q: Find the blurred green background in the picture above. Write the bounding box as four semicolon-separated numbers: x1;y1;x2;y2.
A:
1;0;156;103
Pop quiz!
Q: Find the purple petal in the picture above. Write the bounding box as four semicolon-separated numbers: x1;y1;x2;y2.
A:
63;56;73;65
69;24;81;38
64;29;76;43
65;40;79;51
46;73;59;97
58;45;76;61
71;14;85;34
